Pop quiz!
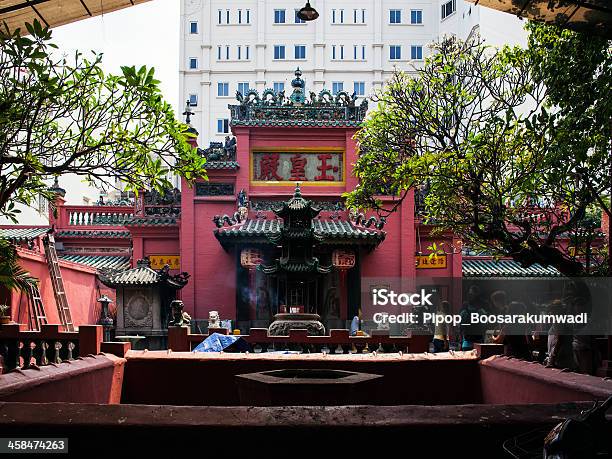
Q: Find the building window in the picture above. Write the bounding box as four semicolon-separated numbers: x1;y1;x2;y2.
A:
294;45;306;60
294;9;306;23
411;10;423;24
237;82;250;96
390;9;401;24
226;45;230;60
353;81;365;96
218;10;222;24
217;46;222;60
189;57;198;69
332;81;344;95
353;9;366;23
246;9;251;23
217;119;229;134
274;9;286;24
274;45;286;60
411;45;423;60
188;94;198;107
332;9;344;24
238;9;243;24
331;45;345;60
389;45;402;60
441;0;456;19
273;82;285;93
237;45;242;60
189;21;198;34
218;82;229;97
353;45;366;61
245;46;250;60
226;9;230;24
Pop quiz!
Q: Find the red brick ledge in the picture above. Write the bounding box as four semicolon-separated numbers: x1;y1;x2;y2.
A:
480;355;612;400
0;354;125;403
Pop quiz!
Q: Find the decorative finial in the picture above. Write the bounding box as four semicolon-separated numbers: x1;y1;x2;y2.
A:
183;99;194;124
48;176;66;198
294;183;302;198
290;69;306;104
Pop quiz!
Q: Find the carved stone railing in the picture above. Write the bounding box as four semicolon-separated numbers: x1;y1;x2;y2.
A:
168;327;430;354
62;206;134;227
0;324;105;372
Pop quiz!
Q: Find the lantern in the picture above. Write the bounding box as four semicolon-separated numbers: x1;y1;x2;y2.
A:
241;248;263;322
240;248;263;269
332;249;355;270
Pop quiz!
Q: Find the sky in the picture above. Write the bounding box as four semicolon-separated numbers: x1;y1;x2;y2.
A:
51;0;180;111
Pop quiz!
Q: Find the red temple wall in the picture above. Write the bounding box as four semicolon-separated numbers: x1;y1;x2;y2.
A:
10;249;103;326
194;200;237;322
143;238;180;257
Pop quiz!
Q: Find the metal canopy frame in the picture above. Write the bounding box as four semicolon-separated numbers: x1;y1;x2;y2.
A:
0;0;148;33
469;0;612;37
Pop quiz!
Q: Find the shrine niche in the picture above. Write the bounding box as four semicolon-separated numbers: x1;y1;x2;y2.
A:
251;150;344;184
99;259;189;349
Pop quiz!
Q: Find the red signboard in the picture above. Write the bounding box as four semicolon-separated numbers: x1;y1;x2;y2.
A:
252;151;343;183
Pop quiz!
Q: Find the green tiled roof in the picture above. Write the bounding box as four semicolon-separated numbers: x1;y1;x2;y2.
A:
0;227;50;242
215;218;385;246
56;230;131;239
60;255;131;271
231;119;362;128
101;265;160;285
205;161;240;170
462;259;561;278
124;217;178;226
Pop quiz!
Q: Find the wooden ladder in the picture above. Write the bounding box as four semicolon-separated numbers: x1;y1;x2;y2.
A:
26;282;48;331
43;234;74;331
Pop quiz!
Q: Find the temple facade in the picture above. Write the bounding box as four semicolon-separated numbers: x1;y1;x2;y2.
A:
1;70;572;338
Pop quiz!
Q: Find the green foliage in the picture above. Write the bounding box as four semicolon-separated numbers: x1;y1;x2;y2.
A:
0;239;35;294
0;20;207;222
348;33;610;275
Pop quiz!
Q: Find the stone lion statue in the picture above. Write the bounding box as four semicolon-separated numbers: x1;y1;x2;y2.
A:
208;310;221;329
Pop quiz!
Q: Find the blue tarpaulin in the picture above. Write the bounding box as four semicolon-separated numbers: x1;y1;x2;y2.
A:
192;333;251;353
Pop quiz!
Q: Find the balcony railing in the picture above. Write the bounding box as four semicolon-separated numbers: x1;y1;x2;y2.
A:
61;205;134;228
0;324;129;372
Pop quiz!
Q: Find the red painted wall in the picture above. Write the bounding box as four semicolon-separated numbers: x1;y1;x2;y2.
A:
10;248;103;327
0;354;125;404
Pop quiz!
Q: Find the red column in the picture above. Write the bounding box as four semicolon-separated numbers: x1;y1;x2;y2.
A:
180;177;196;318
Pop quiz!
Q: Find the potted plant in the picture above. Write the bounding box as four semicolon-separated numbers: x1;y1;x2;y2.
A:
0;304;10;325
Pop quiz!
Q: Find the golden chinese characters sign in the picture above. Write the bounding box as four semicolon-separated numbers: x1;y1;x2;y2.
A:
150;255;180;270
416;255;447;269
251;149;344;185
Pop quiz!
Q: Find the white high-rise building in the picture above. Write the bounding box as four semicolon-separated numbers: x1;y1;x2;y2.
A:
179;0;484;141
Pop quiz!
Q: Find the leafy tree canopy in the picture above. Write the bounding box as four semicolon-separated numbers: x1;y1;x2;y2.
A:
347;30;611;276
0;20;207;222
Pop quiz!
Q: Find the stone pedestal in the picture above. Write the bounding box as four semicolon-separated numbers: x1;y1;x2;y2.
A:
268;313;325;336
